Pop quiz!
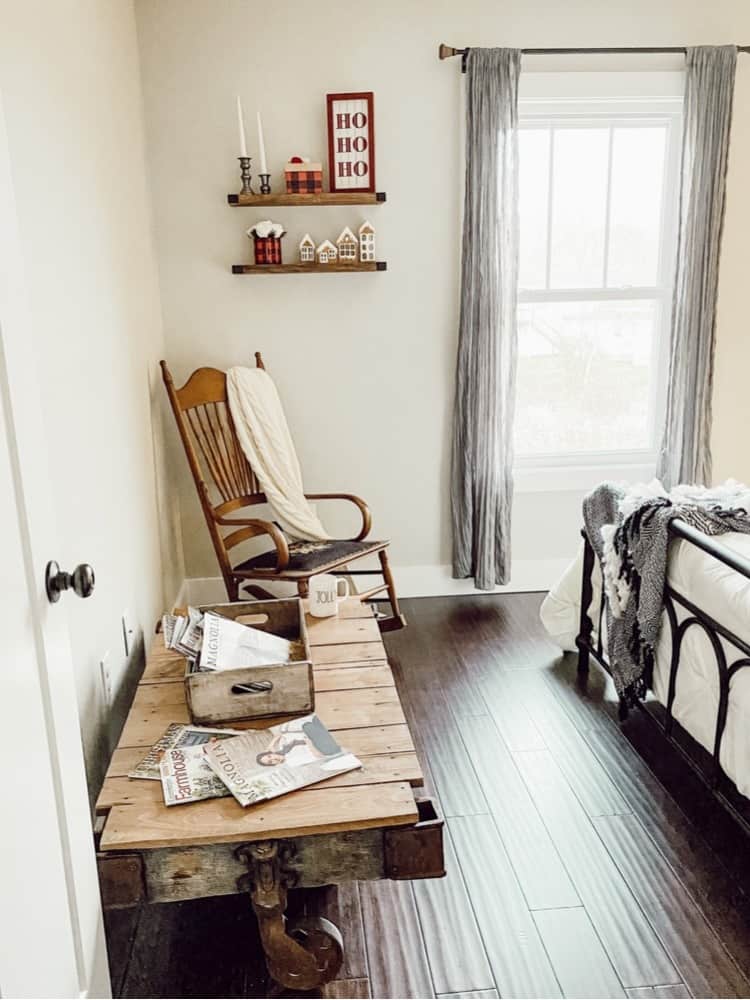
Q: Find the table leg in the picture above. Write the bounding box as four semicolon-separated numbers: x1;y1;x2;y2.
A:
236;841;343;990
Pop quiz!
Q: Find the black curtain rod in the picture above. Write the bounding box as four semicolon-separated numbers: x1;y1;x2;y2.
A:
439;42;750;72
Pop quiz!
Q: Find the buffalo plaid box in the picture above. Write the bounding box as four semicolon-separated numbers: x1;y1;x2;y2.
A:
285;160;323;195
253;236;283;265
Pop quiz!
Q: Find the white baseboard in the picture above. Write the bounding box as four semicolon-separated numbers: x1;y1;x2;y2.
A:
392;558;569;597
178;558;567;605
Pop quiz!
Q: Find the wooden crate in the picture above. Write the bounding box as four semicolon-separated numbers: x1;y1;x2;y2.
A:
185;599;313;725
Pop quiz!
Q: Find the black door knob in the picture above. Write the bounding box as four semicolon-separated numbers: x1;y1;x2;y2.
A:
45;561;95;603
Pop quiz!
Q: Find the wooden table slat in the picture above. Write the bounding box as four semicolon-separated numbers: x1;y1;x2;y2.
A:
305;615;382;646
105;724;416;781
141;656;391;687
97;752;423;813
139;661;395;694
100;781;418;851
313;664;395;692
118;685;407;749
132;669;398;710
312;643;387;666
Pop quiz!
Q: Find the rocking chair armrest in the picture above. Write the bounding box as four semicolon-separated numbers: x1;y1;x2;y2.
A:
213;514;290;572
305;493;372;541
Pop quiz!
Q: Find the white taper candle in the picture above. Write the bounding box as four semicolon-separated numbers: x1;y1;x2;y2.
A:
257;111;268;174
236;96;248;157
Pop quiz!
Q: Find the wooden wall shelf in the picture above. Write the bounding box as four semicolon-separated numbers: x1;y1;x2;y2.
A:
232;262;387;274
228;192;386;207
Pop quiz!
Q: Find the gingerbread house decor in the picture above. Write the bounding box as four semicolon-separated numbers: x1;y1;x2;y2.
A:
316;239;338;264
299;234;316;264
247;220;286;265
336;226;358;262
359;221;375;262
285;156;323;195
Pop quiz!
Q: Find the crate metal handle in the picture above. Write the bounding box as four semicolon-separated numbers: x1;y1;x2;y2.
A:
231;680;274;696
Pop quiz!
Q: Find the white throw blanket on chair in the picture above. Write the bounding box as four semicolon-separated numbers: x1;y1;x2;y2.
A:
226;366;330;541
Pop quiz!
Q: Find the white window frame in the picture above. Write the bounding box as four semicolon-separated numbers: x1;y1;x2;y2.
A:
513;72;684;492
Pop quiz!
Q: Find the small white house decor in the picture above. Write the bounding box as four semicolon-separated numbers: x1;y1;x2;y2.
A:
359;221;375;262
336;227;358;261
316;239;338;264
299;234;316;264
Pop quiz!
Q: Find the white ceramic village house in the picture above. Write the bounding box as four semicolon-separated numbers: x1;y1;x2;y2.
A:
316;239;338;264
300;225;375;265
299;233;315;263
336;226;358;262
359;221;375;262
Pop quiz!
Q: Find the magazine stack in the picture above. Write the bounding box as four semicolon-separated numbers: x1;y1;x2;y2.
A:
128;715;360;807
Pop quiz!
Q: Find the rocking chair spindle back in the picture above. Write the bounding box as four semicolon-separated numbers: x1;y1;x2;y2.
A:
185;397;259;503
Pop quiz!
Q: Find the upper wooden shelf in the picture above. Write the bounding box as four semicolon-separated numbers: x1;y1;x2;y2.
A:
228;192;386;207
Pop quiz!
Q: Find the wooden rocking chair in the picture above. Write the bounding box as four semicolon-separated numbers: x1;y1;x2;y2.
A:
161;353;406;631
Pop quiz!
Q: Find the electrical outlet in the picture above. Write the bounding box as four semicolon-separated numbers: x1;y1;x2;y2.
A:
100;651;113;707
122;609;136;658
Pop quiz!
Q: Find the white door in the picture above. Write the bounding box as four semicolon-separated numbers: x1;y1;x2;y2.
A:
0;91;110;999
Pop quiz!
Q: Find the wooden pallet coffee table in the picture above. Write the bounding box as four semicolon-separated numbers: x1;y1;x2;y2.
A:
95;599;444;990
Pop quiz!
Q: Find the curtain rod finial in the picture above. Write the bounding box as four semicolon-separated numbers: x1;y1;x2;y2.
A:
439;43;457;60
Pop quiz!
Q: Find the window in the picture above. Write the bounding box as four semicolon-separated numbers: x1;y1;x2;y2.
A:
514;75;683;479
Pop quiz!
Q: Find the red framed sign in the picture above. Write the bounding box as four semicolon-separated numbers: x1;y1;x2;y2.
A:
326;92;376;193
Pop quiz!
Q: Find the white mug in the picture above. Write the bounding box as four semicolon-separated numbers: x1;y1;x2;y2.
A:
309;573;350;617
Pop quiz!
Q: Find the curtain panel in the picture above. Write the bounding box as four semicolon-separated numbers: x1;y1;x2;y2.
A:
451;47;521;590
658;45;737;487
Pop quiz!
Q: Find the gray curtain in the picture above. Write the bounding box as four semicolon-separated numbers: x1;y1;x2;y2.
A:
451;47;521;590
657;45;737;488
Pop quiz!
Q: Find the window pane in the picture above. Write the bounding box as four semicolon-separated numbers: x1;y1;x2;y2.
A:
549;128;609;288
607;126;667;287
519;128;550;289
515;299;659;455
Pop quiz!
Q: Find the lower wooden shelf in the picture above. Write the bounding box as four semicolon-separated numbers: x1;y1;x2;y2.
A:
232;261;387;274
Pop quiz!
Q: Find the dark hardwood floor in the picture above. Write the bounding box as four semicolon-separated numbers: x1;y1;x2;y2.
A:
106;593;750;999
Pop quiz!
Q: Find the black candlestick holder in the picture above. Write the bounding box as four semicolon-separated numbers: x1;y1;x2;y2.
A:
259;173;271;195
238;156;254;196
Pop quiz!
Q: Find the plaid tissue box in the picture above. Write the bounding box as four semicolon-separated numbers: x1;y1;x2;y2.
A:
285;161;323;195
253;236;283;265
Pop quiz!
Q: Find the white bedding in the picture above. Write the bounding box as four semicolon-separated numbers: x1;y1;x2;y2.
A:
541;533;750;799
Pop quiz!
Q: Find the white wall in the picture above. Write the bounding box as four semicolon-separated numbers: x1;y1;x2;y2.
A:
135;0;750;597
713;59;750;487
0;0;184;799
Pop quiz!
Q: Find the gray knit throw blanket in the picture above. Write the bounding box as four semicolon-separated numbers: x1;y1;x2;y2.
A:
582;480;750;709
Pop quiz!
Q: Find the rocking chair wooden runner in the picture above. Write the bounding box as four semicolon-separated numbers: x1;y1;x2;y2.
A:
161;353;406;631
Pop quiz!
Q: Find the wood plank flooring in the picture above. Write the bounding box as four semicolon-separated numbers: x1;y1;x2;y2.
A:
106;594;750;998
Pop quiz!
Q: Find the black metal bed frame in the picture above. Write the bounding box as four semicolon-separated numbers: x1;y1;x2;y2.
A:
576;518;750;833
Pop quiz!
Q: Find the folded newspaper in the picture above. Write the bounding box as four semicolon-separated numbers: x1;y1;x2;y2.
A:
199;612;291;669
161;607;292;670
203;714;361;807
128;723;243;780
